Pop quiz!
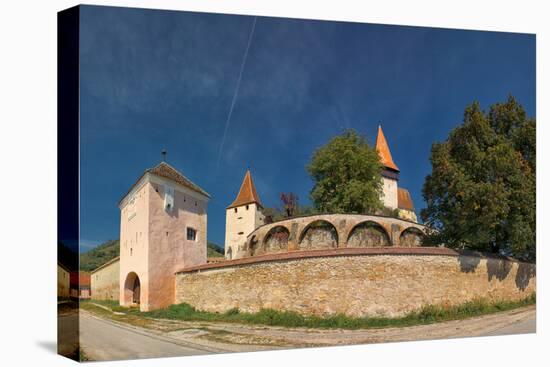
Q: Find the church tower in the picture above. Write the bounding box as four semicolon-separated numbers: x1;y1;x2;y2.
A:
225;170;265;259
376;125;400;210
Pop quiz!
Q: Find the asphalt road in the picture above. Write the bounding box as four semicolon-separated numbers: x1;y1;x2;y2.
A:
77;306;535;361
79;313;217;361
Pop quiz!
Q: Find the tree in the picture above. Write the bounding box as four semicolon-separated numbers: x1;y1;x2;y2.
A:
421;96;535;261
307;129;383;214
280;192;299;217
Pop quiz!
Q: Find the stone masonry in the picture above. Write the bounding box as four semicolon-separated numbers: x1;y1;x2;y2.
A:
175;249;536;318
237;213;426;259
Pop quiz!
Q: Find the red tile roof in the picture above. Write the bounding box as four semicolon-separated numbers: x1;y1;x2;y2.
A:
119;162;210;205
376;125;399;172
227;170;262;209
176;247;461;274
70;272;91;287
397;187;415;211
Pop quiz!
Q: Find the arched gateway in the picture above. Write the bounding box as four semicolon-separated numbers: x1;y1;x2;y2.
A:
123;272;141;305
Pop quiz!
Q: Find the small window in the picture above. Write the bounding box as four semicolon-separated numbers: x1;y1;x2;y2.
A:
238;231;244;235
187;228;197;241
246;205;249;210
234;208;238;213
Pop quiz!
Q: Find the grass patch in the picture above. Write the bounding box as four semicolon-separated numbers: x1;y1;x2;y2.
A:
80;301;153;329
81;294;535;330
138;293;535;330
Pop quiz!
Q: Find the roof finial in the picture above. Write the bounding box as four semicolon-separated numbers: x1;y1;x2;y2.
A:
161;149;167;162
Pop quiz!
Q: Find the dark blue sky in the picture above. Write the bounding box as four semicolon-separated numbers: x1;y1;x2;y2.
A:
79;5;535;252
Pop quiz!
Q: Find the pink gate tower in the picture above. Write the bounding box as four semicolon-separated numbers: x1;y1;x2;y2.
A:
118;162;210;311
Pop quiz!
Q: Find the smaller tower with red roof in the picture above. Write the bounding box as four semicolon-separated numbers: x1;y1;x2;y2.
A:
375;125;417;222
224;170;265;259
376;125;400;210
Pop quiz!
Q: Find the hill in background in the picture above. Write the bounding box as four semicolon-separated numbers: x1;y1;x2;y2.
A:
80;239;224;271
80;239;120;272
207;242;224;258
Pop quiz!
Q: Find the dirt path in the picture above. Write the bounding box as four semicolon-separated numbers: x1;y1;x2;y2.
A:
80;305;535;361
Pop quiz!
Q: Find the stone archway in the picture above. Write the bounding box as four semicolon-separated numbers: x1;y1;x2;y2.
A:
298;220;338;250
399;227;424;247
264;226;290;253
123;272;141;306
347;221;391;247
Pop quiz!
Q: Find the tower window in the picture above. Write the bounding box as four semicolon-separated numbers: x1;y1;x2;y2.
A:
246;205;249;210
234;208;238;213
238;231;244;235
187;228;197;241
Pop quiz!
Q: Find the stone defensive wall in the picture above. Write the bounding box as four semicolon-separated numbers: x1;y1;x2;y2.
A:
236;214;426;259
175;247;536;318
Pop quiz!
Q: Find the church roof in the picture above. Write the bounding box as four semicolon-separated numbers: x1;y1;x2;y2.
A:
375;125;399;172
119;161;210;205
227;170;262;209
397;187;415;211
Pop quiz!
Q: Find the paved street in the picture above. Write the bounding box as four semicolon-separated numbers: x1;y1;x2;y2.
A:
78;305;535;361
79;313;220;361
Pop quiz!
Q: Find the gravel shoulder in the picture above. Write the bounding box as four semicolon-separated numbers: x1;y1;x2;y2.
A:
79;304;535;360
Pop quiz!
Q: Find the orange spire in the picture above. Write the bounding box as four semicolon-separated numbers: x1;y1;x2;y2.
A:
227;170;263;209
375;125;399;172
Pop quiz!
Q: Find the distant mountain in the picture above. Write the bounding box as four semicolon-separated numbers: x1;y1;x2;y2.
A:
80;239;119;272
79;239;224;271
207;242;224;258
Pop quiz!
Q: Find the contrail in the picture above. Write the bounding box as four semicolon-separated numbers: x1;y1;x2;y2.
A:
216;16;257;169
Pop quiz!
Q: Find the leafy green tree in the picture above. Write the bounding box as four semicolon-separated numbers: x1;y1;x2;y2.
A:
307;129;383;214
421;96;535;261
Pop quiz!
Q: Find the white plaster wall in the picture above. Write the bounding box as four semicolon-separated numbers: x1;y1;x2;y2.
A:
147;178;208;310
381;177;398;210
119;181;150;309
225;203;264;259
57;265;70;298
91;259;120;301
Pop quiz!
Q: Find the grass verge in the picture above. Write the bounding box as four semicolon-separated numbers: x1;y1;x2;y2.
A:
84;293;535;330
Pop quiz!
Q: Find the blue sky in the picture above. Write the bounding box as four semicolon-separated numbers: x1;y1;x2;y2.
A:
79;5;535;252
